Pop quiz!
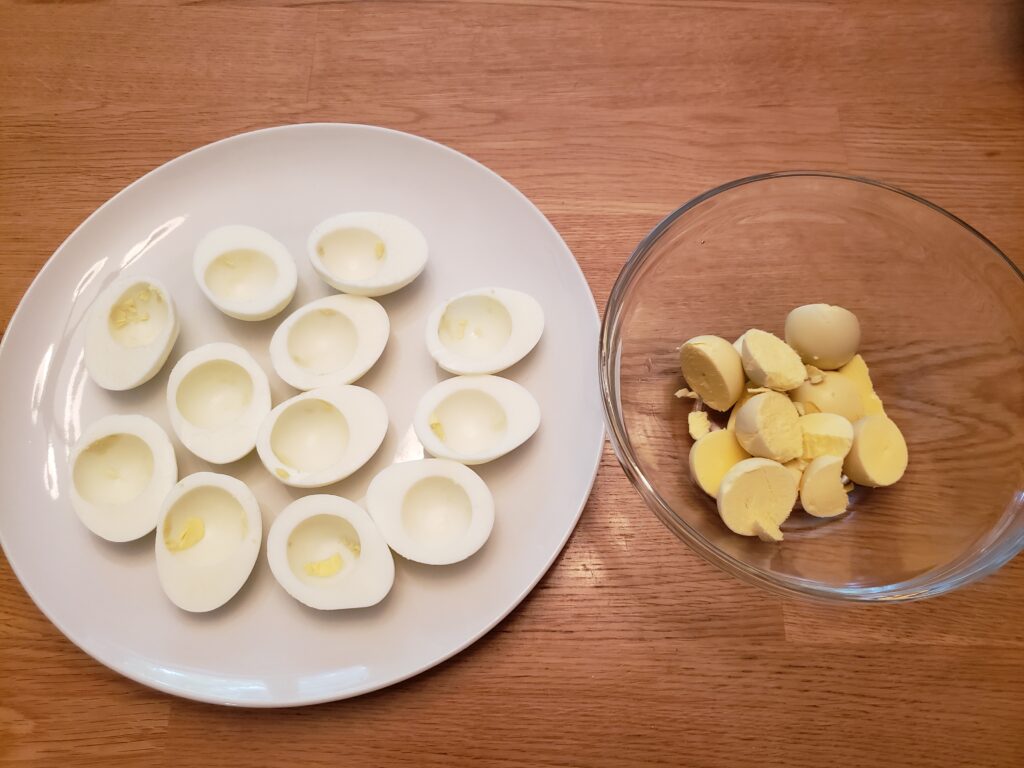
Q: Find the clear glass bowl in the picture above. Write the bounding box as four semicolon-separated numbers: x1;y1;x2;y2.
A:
600;172;1024;601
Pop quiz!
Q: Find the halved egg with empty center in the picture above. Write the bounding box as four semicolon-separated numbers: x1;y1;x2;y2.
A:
194;225;297;321
166;342;271;464
426;288;544;375
269;295;389;390
413;375;540;465
267;495;395;610
84;276;179;391
307;212;428;297
256;385;388;487
367;459;494;565
70;414;177;542
156;472;262;613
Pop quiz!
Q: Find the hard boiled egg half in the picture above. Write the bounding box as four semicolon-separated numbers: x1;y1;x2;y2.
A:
367;459;494;565
267;495;395;610
167;342;271;464
425;287;544;375
308;212;428;297
269;295;389;390
194;225;297;321
156;472;262;613
256;386;388;487
84;276;179;391
413;375;540;465
70;414;177;542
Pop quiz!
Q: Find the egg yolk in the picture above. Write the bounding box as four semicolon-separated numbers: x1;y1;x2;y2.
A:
374;241;386;260
429;413;445;441
164;516;205;552
304;553;343;577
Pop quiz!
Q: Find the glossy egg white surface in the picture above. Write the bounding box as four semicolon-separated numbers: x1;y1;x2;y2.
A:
413;375;540;465
69;414;177;542
267;495;395;610
166;342;271;464
256;385;388;487
307;212;428;297
194;225;297;321
425;287;544;375
367;459;494;565
156;472;262;613
269;294;389;390
0;124;603;706
84;275;179;391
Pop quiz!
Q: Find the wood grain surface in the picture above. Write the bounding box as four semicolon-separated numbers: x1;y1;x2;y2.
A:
2;1;1023;766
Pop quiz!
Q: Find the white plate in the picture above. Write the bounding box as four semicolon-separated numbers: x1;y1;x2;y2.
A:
0;124;603;706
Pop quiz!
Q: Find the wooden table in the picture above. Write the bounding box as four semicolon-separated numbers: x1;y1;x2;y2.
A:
2;1;1022;765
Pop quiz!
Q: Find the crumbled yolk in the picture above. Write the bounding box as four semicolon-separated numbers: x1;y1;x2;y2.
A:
110;285;158;328
374;240;386;260
304;553;342;577
165;516;205;552
429;414;445;441
275;467;291;480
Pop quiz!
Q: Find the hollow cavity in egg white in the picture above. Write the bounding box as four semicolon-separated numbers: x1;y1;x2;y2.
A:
413;375;540;465
175;360;254;430
193;225;297;321
73;433;154;506
289;310;358;375
366;459;495;565
204;249;279;303
257;386;388;487
307;212;428;297
269;295;390;390
316;227;386;283
270;399;350;473
426;288;545;375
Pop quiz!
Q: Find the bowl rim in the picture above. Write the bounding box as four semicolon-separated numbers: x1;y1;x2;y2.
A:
599;170;1024;603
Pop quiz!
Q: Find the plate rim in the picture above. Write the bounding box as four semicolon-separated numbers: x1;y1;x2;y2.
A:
0;122;605;707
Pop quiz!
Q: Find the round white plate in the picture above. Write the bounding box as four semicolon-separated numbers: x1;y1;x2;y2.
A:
0;124;603;706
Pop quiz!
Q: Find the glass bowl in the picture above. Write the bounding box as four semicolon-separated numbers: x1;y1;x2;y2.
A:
600;172;1024;601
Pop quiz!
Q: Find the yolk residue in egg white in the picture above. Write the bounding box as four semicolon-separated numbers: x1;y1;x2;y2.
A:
304;553;343;577
164;516;205;552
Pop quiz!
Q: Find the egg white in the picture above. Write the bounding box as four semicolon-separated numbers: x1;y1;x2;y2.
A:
307;212;427;297
267;494;395;610
166;342;271;464
84;275;179;391
69;414;178;542
269;294;389;390
425;287;544;375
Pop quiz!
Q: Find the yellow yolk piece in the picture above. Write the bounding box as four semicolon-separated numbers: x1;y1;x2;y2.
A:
716;457;797;541
837;354;886;416
688;410;711;440
799;412;855;461
374;240;386;260
800;455;850;518
164;516;205;552
740;329;806;392
429;414;445;441
275;467;291;480
678;335;746;412
304;553;343;577
844;415;909;487
688;429;750;498
789;371;865;422
784;304;861;370
733;391;802;463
